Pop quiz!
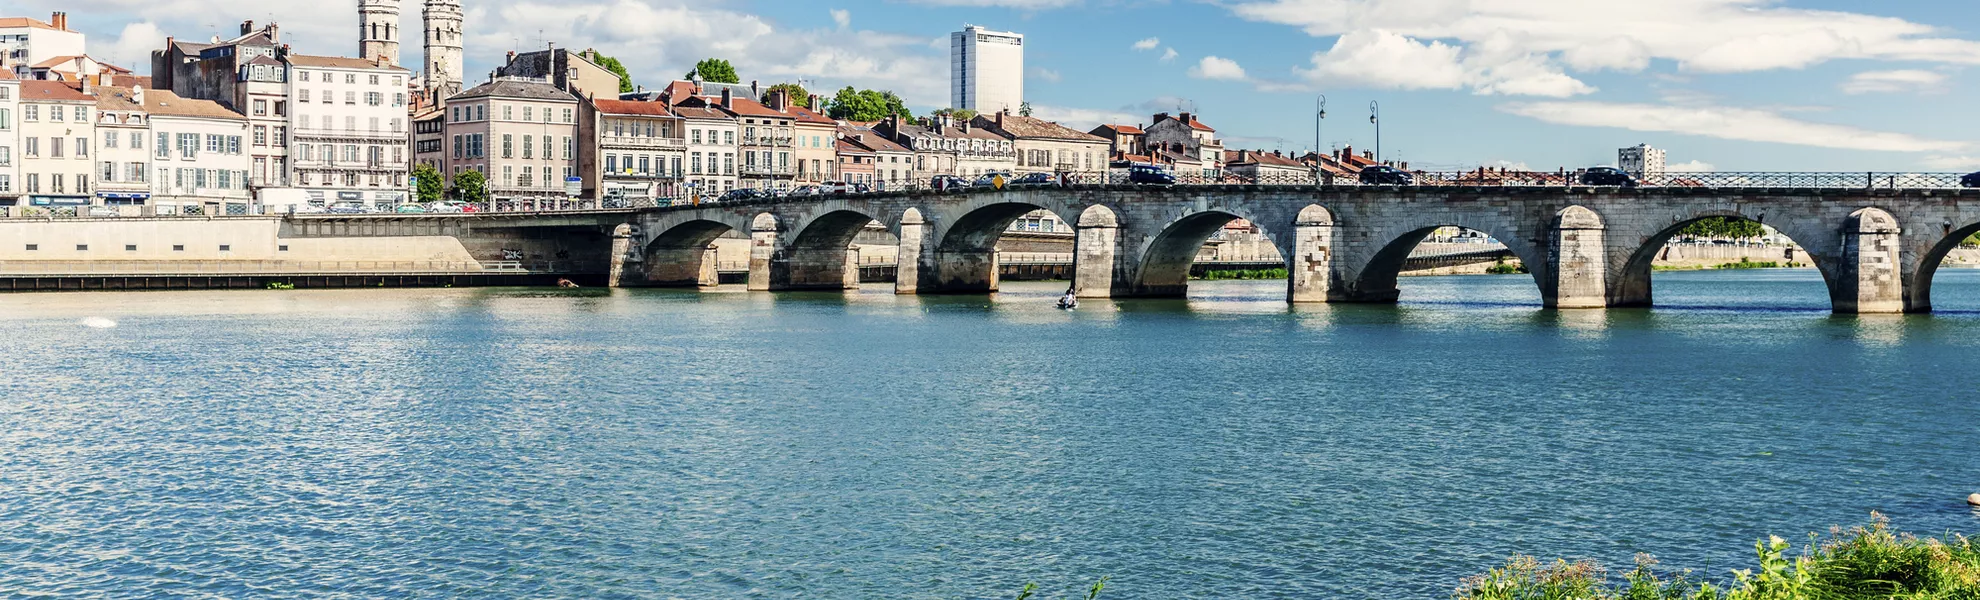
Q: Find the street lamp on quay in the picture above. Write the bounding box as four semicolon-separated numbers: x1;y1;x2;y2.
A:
1313;94;1327;185
1369;100;1382;166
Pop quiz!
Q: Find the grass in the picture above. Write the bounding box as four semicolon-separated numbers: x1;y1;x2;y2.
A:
1197;268;1289;280
1486;259;1529;275
1455;514;1979;600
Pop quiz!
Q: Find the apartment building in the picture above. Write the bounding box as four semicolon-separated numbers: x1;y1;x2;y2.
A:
287;54;411;207
153;22;293;188
837;123;913;189
445;77;578;207
778;96;836;186
1;13;84;76
142;89;251;211
971;111;1108;174
92;86;152;206
875;114;1015;179
669;100;736;196
1142;112;1223;179
723;94;794;191
411;106;443;170
16;80;93;206
950;25;1023;114
0;72;17;204
581;98;685;203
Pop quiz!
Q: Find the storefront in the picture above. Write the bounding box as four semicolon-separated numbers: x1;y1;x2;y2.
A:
97;192;152;206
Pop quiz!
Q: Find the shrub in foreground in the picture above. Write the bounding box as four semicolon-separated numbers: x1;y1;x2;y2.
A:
1455;515;1979;600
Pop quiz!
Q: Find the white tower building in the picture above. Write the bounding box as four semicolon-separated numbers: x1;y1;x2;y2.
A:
950;25;1023;113
423;0;465;101
1619;143;1666;178
358;0;401;65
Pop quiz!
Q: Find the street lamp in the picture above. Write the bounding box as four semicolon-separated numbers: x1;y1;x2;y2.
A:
1314;94;1327;185
1369;101;1382;165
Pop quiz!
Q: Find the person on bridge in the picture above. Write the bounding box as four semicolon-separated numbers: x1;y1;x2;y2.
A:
1058;286;1079;310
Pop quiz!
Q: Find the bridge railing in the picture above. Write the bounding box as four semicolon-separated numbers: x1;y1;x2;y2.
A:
0;260;602;276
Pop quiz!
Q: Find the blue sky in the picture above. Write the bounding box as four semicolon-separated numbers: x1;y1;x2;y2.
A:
33;0;1980;172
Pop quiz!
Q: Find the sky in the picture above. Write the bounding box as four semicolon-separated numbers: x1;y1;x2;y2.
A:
27;0;1980;172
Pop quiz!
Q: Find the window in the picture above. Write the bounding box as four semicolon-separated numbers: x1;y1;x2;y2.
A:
74;107;86;121
365;92;382;107
253;99;268;116
0;107;9;130
691;152;702;174
76;137;87;157
156;133;169;158
345;91;356;105
103;131;117;148
126;245;137;252
218;169;231;189
452;135;462;159
503;105;513;120
369;74;380;85
173;245;184;252
369;117;380;132
25;137;37;157
23;244;34;251
207;135;221;154
101;161;114;181
51;174;64;194
219;245;231;252
195;169;207;189
76;244;88;251
502;134;513;158
254;125;268;146
300;71;310;82
50;137;62;158
300;89;311;103
564;137;573;160
25;173;37;193
24;105;37;121
475;105;485;121
563;108;573;123
51;106;64;122
0;147;8;166
692;129;702;144
522;135;533;159
524;106;533;121
393;93;404;107
129;163;145;183
345;74;356;84
275;101;286;116
724;131;734;144
606;154;618;172
273;127;285;146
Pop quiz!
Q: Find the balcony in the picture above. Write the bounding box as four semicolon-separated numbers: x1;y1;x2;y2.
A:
292;127;409;142
603;170;683;181
739;164;794;177
603;135;686;151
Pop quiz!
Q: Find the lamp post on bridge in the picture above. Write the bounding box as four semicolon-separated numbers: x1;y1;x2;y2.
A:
1314;94;1327;185
1369;101;1382;166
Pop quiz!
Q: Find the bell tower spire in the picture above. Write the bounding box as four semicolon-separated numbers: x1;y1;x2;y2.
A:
358;0;402;64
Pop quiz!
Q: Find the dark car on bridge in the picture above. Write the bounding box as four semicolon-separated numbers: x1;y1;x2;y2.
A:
717;188;764;202
1009;172;1058;188
1358;165;1414;186
1580;166;1638;187
1128;165;1176;185
1963;172;1980;188
929;175;970;192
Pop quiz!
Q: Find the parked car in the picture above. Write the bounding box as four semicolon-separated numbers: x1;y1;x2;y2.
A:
972;171;1013;189
929;175;970;191
852;182;872;194
85;206;120;217
395;203;428;214
717;188;763;202
1580;166;1638;187
1358;165;1414;185
426;201;465;213
1009;172;1058;188
288;203;328;214
788;185;821;197
327;201;370;214
1962;171;1980;188
1128;165;1176;185
819;181;855;194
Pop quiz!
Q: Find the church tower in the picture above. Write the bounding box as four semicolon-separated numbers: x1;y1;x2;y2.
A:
423;0;465;101
358;0;401;65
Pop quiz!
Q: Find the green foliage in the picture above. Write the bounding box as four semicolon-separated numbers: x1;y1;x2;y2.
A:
826;87;913;121
1015;576;1109;600
264;281;295;290
1455;515;1980;600
1020;101;1033;117
1198;268;1288;280
1487;259;1529;274
760;82;809;106
1716;259;1781;270
411;163;444;204
930;107;979;121
685;58;739;83
1680;217;1766;240
449;169;489;204
591;53;635;94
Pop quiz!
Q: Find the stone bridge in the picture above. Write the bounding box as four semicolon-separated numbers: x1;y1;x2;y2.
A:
609;185;1980;313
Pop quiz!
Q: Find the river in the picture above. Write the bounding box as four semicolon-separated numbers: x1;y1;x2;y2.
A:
3;269;1978;598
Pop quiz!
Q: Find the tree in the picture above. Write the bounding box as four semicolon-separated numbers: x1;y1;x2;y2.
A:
825;87;913;121
761;82;808;106
1679;216;1766;240
412;163;444;203
592;52;635;94
1019;101;1032;117
929;107;977;121
450;169;489;204
685;58;739;84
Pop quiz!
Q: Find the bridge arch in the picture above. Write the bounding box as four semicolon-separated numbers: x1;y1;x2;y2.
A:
1613;208;1839;309
777;209;882;290
1337;218;1544;304
1903;216;1980;313
923;200;1077;293
1127;207;1287;298
643;217;748;287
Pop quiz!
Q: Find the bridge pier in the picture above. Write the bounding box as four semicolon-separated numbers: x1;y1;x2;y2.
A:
895;209;927;295
698;245;720;287
607;224;637;288
1836;208;1903;314
1544;206;1607;309
1073;207;1119;298
1288;206;1334;303
747;217;777;291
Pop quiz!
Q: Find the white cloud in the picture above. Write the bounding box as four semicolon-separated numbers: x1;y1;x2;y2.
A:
1033;67;1062;83
1665;160;1717;172
1922;156;1980;171
888;0;1078;8
103;21;165;70
1228;0;1980;97
1028;104;1138;131
1498;101;1968;153
1160;48;1178;62
1295;29;1593;97
1132;37;1160;51
830;9;850;29
1840;69;1947;94
1189;55;1248;80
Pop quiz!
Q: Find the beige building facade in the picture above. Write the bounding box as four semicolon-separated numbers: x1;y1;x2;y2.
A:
444;77;578;207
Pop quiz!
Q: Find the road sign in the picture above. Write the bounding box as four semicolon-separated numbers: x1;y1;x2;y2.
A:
565;177;582;197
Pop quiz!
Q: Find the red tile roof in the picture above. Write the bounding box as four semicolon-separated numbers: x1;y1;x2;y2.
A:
720;96;789;119
0;17;72;32
594;99;676;117
19;80;91;101
788;104;835;125
1096;123;1143;135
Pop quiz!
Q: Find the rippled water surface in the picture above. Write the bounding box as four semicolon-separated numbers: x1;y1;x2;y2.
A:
4;269;1979;598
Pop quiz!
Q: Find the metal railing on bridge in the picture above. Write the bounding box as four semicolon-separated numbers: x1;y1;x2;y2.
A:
0;260;599;276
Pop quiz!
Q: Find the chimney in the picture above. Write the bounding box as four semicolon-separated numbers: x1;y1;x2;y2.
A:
809;94;821;112
750;80;759;100
51;12;67;31
241;20;254;36
768;88;786;111
506;50;516;65
960;120;971;134
267;23;279;42
133;85;144;105
995;110;1004;127
719;87;733;109
1180;111;1193;124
